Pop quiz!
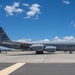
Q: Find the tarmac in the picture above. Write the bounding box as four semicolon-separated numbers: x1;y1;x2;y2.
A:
0;51;75;75
0;51;75;63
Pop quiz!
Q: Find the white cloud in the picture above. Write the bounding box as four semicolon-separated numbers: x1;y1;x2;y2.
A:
35;39;50;43
35;15;39;19
16;38;31;43
53;36;61;41
15;36;75;43
62;36;74;41
16;38;50;43
4;3;41;19
70;21;75;27
53;36;75;42
25;4;41;19
4;2;23;16
63;0;70;5
22;3;29;7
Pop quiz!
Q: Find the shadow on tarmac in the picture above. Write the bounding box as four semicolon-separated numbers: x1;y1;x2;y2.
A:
7;52;57;56
3;51;75;56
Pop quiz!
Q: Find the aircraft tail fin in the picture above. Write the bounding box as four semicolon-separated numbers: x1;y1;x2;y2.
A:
0;27;11;43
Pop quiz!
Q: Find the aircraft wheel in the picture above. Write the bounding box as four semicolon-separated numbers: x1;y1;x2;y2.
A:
69;51;73;54
36;51;43;54
36;51;39;54
64;50;67;53
40;51;43;54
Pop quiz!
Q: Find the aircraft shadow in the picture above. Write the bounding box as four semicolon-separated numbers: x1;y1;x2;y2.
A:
6;51;75;56
7;52;56;56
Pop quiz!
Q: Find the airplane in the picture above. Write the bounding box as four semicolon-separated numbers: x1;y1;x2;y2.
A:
0;27;75;54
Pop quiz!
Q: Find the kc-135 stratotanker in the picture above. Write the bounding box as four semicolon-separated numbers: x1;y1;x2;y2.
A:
0;27;75;54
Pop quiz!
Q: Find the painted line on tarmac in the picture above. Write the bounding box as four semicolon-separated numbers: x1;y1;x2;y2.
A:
0;63;25;75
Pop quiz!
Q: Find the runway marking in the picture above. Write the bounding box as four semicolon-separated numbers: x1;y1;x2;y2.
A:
0;63;25;75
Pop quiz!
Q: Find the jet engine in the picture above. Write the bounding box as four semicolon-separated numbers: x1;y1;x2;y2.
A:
45;46;56;52
30;44;44;51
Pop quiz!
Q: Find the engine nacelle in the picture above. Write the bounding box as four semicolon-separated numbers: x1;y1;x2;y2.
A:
45;46;56;52
30;44;44;51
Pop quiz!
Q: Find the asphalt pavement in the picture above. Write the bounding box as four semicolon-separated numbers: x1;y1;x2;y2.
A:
0;51;75;75
8;63;75;75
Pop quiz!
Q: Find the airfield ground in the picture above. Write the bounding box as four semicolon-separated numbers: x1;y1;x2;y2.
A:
0;51;75;63
0;51;75;75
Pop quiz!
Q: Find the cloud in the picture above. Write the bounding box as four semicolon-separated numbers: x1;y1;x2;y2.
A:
70;21;75;27
25;4;41;19
35;39;50;43
4;3;41;19
35;15;39;19
53;36;61;41
16;38;50;43
63;0;70;5
22;3;29;7
62;36;74;41
16;38;32;43
53;36;75;42
4;2;23;16
15;36;75;43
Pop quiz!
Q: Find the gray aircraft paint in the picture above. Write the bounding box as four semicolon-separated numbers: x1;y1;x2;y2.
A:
0;27;75;54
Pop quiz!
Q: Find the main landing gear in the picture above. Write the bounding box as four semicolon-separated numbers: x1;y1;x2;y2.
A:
69;50;73;54
36;51;43;54
64;50;73;54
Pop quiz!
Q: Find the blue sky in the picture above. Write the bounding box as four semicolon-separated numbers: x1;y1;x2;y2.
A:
0;0;75;42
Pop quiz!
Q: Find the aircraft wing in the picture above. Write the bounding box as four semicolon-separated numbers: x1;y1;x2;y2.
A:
2;41;32;49
0;27;74;54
